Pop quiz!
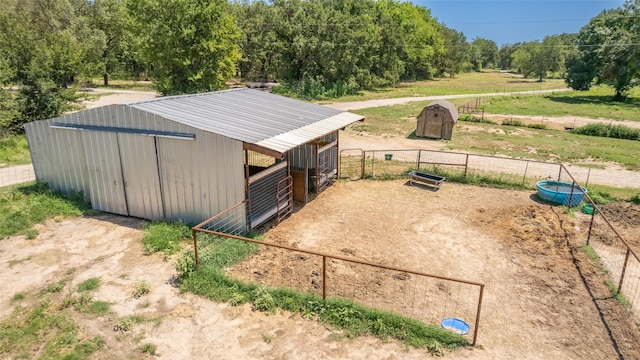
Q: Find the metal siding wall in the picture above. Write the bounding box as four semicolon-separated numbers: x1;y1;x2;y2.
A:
289;144;315;169
82;131;128;215
156;129;244;225
26;105;245;226
24;119;90;198
118;133;164;220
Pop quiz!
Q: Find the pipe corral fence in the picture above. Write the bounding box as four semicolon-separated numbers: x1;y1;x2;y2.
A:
192;202;485;345
191;148;640;348
340;148;640;323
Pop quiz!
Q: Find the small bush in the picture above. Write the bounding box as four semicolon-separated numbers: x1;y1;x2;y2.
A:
571;123;640;140
631;193;640;205
502;119;525;127
142;221;191;255
86;301;110;315
140;343;158;355
458;115;496;124
587;189;616;205
132;281;151;299
12;293;25;302
46;280;66;293
78;277;100;292
527;123;547;129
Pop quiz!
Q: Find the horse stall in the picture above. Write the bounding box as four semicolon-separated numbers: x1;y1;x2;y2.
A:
287;131;339;203
244;151;292;229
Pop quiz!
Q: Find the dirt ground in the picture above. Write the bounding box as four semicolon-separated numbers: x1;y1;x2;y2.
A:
3;181;640;359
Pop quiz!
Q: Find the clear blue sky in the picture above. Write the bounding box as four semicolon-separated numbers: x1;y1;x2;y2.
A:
417;0;625;46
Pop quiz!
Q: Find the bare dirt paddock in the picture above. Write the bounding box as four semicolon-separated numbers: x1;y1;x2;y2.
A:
2;180;640;359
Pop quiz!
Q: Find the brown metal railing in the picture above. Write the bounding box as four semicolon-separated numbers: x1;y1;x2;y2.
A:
192;204;485;346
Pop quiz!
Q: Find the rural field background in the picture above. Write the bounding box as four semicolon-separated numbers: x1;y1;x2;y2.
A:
2;71;640;358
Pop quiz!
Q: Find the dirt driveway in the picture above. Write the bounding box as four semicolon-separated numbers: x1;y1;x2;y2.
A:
3;181;640;359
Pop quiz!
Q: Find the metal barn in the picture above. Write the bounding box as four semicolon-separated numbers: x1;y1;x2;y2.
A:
415;100;459;140
24;88;363;230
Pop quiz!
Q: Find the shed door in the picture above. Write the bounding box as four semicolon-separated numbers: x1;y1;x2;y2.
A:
425;110;446;138
82;132;128;215
118;133;164;220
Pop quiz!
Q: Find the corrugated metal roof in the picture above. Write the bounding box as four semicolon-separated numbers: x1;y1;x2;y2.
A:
128;88;363;153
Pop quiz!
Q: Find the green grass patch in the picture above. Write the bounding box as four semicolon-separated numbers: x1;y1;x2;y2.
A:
180;265;468;354
571;123;640;140
0;134;31;167
113;314;155;332
327;70;566;102
11;293;25;302
139;343;158;355
132;281;151;299
142;221;191;255
44;278;70;294
0;182;91;239
0;302;104;359
586;188;616;205
631;192;640;205
177;231;469;354
483;86;640;121
458;114;497;124
78;277;101;292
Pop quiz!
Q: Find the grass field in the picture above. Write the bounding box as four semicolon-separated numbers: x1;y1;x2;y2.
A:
0;135;30;168
484;86;640;121
331;70;567;102
353;104;640;171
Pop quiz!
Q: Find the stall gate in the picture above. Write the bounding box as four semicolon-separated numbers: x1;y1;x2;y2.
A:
247;162;292;229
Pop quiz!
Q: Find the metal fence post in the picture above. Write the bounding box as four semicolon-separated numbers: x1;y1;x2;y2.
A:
585;168;591;188
472;284;484;346
464;154;469;177
322;256;327;300
587;211;595;245
619;248;630;294
192;228;200;269
522;161;530;185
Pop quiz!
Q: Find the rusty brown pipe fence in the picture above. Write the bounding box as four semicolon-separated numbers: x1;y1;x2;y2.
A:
340;148;640;323
192;203;485;346
558;165;640;315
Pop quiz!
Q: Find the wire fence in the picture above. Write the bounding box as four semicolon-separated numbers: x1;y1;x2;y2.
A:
341;148;640;324
0;164;35;188
193;202;485;345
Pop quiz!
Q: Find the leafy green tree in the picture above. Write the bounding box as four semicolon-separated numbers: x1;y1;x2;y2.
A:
86;0;135;86
436;26;470;77
470;37;498;71
0;0;88;130
127;0;241;95
512;37;565;81
566;1;640;99
498;43;523;70
233;0;281;82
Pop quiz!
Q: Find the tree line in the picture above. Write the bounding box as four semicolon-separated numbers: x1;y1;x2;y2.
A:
0;0;638;134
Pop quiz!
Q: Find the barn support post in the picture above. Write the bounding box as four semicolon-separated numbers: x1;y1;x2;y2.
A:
472;284;484;346
245;164;252;229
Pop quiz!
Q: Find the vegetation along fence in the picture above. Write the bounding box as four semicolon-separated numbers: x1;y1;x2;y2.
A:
340;148;640;324
192;202;485;346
